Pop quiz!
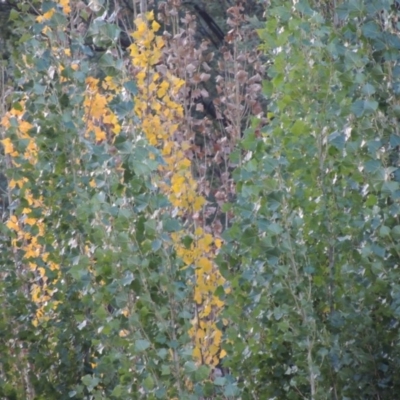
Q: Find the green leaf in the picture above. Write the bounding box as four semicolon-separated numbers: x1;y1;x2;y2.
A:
362;21;380;39
382;181;399;194
135;339;151;352
290;120;307;135
161;365;171;375
364;160;381;174
379;225;390;237
151;239;162;251
224;383;240;397
361;83;376;95
162;217;181;232
351;99;378;117
124;80;137;95
214;377;226;386
81;375;99;392
143;375;155;390
329;131;345;150
267;223;282;235
194;365;210;382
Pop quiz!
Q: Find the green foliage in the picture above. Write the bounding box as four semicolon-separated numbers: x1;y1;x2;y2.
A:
0;3;209;399
220;0;400;398
4;0;400;399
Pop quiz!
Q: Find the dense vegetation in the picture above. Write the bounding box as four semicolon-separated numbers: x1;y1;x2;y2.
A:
1;0;400;399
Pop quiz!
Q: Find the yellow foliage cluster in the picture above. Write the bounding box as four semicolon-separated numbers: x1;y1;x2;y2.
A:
36;0;70;22
2;103;60;326
1;102;37;164
84;76;121;142
130;12;226;367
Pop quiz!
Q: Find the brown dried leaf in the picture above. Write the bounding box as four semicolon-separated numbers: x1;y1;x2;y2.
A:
186;63;196;74
200;73;211;82
196;103;204;112
200;89;209;98
202;62;211;72
235;70;248;84
248;73;262;84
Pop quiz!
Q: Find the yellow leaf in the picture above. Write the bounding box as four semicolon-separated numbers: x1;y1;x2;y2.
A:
195;227;204;236
215;238;223;248
213;329;222;346
151;19;161;32
49;261;59;271
36;9;55;22
1;138;18;156
19;121;33;136
93;126;106;142
194;290;202;304
132;19;147;40
59;0;71;14
209;344;219;356
90;93;107;118
201;304;212;318
25;217;37;226
14;178;28;188
25;246;40;259
6;215;19;231
180;158;191;169
192;347;202;361
171;175;185;193
38;267;47;278
196;328;205;342
86;77;99;91
1;115;10;128
197;257;213;273
102;76;117;91
213;298;224;308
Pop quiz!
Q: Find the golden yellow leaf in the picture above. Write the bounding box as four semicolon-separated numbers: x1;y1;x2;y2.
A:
209;344;219;356
93;126;106;142
213;298;224;308
215;238;223;248
213;329;222;345
197;257;213;273
48;261;59;271
31;284;42;302
201;304;212;318
1;115;10;128
25;246;40;259
192;347;202;361
25;217;37;226
195;227;204;236
194;290;202;304
6;215;19;231
151;20;161;32
1;138;18;157
36;9;55;22
59;0;71;14
196;328;205;341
